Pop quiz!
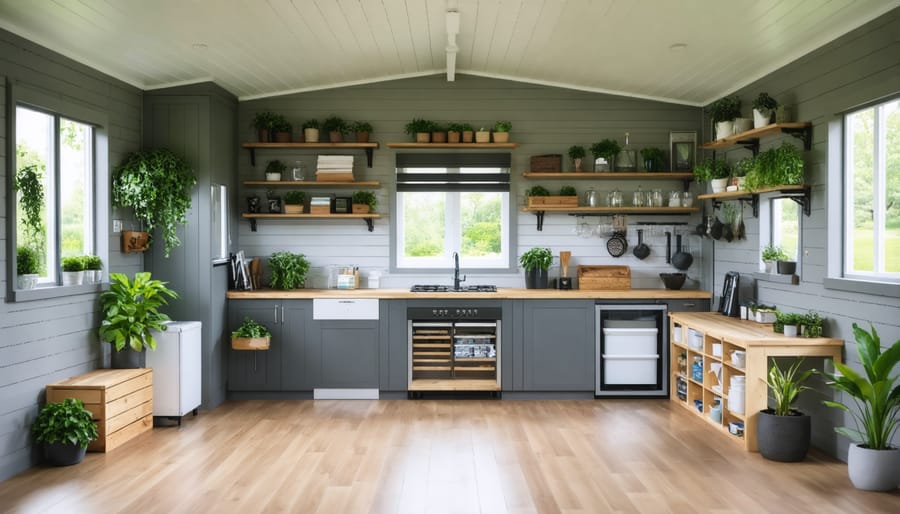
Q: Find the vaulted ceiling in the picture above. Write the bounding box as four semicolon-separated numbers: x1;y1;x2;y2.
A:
0;0;897;105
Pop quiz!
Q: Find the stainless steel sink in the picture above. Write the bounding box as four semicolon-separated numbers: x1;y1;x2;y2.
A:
410;284;497;292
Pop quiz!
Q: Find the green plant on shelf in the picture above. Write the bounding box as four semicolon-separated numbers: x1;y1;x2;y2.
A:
404;118;436;135
568;145;586;159
283;191;306;205
559;185;577;196
525;185;551;197
232;317;271;339
590;139;621;160
352;190;377;212
762;244;789;262
493;121;512;132
707;95;741;123
322;116;348;134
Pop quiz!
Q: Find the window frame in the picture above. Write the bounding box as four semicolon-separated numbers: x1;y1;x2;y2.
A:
6;83;110;302
824;93;900;297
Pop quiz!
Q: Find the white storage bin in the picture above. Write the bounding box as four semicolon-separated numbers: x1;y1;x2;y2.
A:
688;329;704;350
602;355;659;384
603;327;658;355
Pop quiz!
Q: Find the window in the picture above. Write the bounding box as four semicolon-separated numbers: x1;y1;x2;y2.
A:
843;98;899;282
393;154;513;271
772;198;800;261
13;104;97;289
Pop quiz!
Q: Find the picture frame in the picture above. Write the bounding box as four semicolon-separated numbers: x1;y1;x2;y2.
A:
268;197;283;213
669;131;697;172
332;196;352;214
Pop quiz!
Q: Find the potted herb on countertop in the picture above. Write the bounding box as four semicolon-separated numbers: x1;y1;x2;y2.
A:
231;317;272;350
757;358;814;462
821;323;900;491
590;139;621;172
520;247;553;289
302;119;320;143
351;190;377;214
32;398;98;466
268;251;311;290
568;145;586;172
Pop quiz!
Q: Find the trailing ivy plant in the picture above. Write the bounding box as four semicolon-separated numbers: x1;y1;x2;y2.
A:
112;149;197;257
14;162;45;240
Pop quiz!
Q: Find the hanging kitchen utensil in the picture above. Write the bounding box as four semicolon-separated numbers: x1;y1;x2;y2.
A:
710;216;724;240
665;231;672;264
607;231;628;258
672;234;694;270
633;229;651;260
696;204;708;237
736;202;746;240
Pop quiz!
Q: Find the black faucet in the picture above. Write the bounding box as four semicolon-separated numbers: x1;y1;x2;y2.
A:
453;251;466;290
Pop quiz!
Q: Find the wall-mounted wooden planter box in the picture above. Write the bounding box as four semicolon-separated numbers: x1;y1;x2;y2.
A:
526;196;579;208
231;337;271;350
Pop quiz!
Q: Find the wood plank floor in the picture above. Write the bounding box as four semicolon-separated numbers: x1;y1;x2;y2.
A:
1;399;898;513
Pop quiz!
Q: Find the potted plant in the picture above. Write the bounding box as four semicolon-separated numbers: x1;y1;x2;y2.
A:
61;256;85;286
251;111;277;142
777;256;797;275
568;145;586;172
493;121;512;143
460;123;475;143
231;317;272;350
351;190;377;214
752;92;778;128
475;126;491;143
302;119;320;143
283;191;306;214
84;255;103;283
775;312;803;337
351;121;373;142
16;246;41;290
802;311;824;338
112;149;197;257
707;95;741;140
322;116;347;143
590;139;621;172
31;398;98;466
99;272;178;368
693;158;731;192
268;251;311;290
745;142;805;191
524;185;551;208
732;156;754;189
447;123;465;144
761;243;788;273
822;323;900;491
405;118;434;143
520;247;552;289
272;115;292;143
757;358;814;462
265;159;286;181
639;147;666;172
431;123;448;144
559;185;577;197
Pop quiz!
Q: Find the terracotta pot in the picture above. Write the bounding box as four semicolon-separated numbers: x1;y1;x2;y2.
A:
431;131;447;143
447;131;461;143
284;204;304;214
492;132;510;143
354;131;369;143
352;204;370;214
258;129;270;142
274;131;291;143
462;130;474;143
328;131;343;143
415;132;430;143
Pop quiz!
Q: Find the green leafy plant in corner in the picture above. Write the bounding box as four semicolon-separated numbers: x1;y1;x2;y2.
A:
17;246;40;275
591;139;621;160
568;145;586;159
283;191;306;205
707;95;742;123
352;191;377;212
519;247;553;272
232;317;272;339
99;272;178;352
493;121;512;132
14;162;45;240
32;398;98;449
525;185;551;197
821;323;900;450
559;186;577;196
61;256;85;272
112;149;197;257
269;251;311;290
265;159;287;174
767;358;814;416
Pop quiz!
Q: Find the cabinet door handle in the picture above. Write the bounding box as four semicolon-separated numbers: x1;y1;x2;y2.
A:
281;305;285;324
274;306;279;324
683;302;696;308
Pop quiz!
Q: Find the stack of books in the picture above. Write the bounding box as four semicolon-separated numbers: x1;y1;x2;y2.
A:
310;196;332;215
316;155;354;182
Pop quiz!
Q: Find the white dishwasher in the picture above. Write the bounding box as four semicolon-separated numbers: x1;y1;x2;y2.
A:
312;299;379;400
595;305;668;397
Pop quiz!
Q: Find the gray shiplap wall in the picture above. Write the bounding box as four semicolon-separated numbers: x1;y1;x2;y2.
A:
703;9;900;459
238;75;705;290
0;29;142;481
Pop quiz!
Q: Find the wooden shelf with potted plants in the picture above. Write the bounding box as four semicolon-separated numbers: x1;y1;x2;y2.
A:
243;186;380;233
389;119;518;148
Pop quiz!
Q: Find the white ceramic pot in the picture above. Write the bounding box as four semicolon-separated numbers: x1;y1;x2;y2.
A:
715;121;733;140
764;260;776;274
783;325;799;337
848;444;900;491
62;271;84;286
753;109;772;128
730;350;746;368
732;117;752;134
711;178;729;193
303;128;319;143
17;274;39;290
265;172;282;182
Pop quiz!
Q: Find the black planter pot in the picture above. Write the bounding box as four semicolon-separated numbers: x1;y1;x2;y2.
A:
110;345;147;369
757;408;810;462
777;260;797;275
44;441;87;466
524;268;549;289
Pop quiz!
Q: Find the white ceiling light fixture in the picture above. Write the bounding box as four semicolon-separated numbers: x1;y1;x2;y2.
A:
445;8;460;82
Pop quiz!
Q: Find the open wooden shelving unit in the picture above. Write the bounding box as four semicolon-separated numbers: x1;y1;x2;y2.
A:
386;142;519;149
698;184;810;217
241;142;380;167
700;122;812;153
241;212;381;232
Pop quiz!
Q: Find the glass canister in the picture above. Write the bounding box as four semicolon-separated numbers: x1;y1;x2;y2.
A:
682;191;694;207
669;190;682;207
632;186;645;207
651;188;664;207
607;188;623;207
291;160;306;181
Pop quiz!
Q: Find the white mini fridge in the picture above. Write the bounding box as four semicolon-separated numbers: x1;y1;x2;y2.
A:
147;321;202;423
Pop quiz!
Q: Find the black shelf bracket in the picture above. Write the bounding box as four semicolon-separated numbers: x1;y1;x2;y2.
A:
737;139;761;155
248;148;257;166
364;148;374;168
782;126;813;150
364;217;375;232
534;211;545;231
249;218;258;232
710;186;810;219
778;186;812;216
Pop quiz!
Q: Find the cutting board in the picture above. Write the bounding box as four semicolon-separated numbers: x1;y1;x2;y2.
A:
577;265;631;290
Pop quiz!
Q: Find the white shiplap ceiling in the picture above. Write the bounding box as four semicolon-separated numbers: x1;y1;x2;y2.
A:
0;0;897;105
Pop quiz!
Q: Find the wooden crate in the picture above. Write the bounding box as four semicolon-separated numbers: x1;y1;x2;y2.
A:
530;154;562;172
316;172;354;182
46;368;153;452
232;336;271;350
578;265;631;290
527;196;579;208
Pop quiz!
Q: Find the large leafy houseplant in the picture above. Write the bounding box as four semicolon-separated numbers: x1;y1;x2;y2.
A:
99;272;178;352
112;149;197;257
268;251;311;290
32;397;98;466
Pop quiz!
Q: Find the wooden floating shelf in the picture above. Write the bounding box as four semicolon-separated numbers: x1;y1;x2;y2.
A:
241;213;381;232
241;142;379;167
700;122;812;152
698;184;810;218
524;172;694;180
243;180;380;187
386;142;519;149
522;206;700;231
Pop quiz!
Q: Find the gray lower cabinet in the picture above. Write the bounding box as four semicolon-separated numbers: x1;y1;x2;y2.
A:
308;320;380;388
228;300;283;391
280;301;310;390
518;300;595;391
380;300;408;391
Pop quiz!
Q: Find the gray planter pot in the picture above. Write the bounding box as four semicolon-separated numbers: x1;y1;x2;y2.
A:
756;408;810;462
524;268;548;289
777;260;797;274
44;441;87;466
848;444;900;491
110;345;147;369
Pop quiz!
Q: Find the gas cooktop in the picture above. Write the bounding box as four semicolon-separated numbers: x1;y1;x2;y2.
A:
410;284;498;293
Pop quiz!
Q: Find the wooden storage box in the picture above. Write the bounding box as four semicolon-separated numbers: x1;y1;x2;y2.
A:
530;154;562;172
310;205;331;215
578;265;631;290
316;172;354;182
232;336;271;350
527;196;579;208
46;368;153;452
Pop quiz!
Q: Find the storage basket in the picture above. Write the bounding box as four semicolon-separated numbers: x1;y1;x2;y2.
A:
530;154;562;172
577;265;631;290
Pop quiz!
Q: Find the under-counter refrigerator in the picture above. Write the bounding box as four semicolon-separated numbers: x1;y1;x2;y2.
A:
147;321;202;422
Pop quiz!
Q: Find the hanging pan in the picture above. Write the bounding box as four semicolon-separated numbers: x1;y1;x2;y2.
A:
633;229;650;260
672;234;694;270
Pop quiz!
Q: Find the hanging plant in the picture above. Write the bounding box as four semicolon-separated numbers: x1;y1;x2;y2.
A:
112;149;197;257
14;162;45;239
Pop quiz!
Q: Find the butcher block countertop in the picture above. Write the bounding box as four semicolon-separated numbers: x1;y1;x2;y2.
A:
226;288;712;300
